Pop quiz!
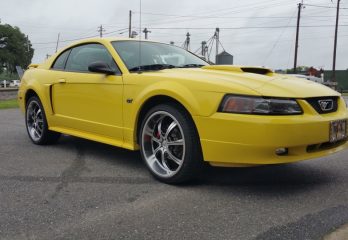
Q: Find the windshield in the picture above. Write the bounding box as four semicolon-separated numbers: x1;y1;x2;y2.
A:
112;41;208;71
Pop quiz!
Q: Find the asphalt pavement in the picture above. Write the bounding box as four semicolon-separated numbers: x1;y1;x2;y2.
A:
0;108;348;240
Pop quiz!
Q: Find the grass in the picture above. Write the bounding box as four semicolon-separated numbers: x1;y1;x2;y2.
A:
0;99;19;109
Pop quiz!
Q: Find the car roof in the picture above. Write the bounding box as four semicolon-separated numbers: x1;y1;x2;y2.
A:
62;37;160;49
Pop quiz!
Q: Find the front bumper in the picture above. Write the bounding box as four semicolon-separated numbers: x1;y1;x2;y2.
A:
194;99;348;166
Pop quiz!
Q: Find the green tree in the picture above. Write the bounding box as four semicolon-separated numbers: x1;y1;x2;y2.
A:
0;23;34;74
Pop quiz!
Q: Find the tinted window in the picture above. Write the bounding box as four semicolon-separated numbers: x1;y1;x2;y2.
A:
112;41;208;71
65;43;119;73
52;50;70;70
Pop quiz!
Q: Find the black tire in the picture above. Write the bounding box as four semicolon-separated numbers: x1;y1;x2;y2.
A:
139;103;203;184
25;96;61;145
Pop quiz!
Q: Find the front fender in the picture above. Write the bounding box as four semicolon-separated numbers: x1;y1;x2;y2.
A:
122;78;224;149
20;69;54;122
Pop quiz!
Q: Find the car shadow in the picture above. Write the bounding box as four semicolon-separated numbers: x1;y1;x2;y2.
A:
56;135;144;170
53;135;337;194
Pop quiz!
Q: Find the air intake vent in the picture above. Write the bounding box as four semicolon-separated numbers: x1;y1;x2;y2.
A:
241;67;272;75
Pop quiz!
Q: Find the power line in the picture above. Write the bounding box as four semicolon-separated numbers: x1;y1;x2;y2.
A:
147;25;348;30
303;14;348;17
304;3;348;9
131;0;295;27
133;11;296;19
32;28;128;45
32;34;99;44
263;9;297;66
103;28;129;36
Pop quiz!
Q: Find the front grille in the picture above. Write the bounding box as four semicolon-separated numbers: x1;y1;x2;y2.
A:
305;96;338;114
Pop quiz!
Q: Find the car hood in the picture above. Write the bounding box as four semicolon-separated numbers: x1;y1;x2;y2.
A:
144;65;339;98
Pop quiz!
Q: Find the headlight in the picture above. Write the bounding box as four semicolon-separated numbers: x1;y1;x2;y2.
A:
218;95;303;115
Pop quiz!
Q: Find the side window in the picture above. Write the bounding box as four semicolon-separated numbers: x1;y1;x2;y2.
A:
51;50;70;70
65;43;120;73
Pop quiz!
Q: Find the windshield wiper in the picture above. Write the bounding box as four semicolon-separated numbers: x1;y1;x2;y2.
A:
179;64;205;68
129;64;176;72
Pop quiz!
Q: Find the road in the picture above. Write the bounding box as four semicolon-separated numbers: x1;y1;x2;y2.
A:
0;108;348;240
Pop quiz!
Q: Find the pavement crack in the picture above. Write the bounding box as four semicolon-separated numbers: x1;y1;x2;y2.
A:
50;143;86;199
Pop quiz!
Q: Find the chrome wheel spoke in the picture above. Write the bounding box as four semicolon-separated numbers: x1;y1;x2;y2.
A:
30;127;36;137
165;121;177;138
157;118;164;139
152;137;161;144
36;108;41;118
153;146;161;155
166;149;182;165
30;110;35;121
149;152;171;175
31;127;40;138
144;125;154;137
147;154;158;168
36;124;43;134
160;148;165;162
167;139;184;146
161;158;172;174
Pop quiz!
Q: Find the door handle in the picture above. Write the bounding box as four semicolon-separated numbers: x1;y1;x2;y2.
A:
58;79;66;83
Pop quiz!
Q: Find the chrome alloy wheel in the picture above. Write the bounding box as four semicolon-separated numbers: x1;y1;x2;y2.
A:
141;111;185;178
26;100;44;142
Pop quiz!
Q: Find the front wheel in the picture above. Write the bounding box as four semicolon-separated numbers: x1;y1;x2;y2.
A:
139;104;202;184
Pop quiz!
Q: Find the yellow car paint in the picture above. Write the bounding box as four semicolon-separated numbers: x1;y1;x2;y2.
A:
19;38;348;166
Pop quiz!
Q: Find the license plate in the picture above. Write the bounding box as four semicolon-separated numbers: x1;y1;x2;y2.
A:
330;119;347;143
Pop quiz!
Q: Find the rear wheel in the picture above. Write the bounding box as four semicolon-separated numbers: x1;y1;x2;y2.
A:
26;96;60;145
139;104;202;184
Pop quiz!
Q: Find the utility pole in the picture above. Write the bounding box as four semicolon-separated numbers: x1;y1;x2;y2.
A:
98;25;105;38
332;0;341;82
215;28;220;64
184;32;190;50
293;2;303;73
143;28;150;39
129;10;132;38
55;33;60;53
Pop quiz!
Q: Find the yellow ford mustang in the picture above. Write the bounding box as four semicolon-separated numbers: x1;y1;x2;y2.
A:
18;38;348;183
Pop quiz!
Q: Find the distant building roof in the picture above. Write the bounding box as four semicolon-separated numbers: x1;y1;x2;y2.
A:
216;51;233;65
217;51;233;57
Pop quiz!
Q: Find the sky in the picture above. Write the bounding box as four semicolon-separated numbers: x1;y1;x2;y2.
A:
1;0;348;70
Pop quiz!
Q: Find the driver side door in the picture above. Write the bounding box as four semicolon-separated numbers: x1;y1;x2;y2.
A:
51;43;124;144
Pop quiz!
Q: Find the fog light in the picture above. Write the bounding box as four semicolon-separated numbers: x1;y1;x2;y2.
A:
275;148;288;156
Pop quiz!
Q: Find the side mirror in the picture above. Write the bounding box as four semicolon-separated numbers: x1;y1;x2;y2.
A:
88;61;115;75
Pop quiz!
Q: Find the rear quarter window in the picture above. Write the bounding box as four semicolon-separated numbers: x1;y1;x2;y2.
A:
51;50;71;70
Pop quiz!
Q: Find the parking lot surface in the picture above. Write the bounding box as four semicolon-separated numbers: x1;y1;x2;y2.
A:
0;109;348;240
